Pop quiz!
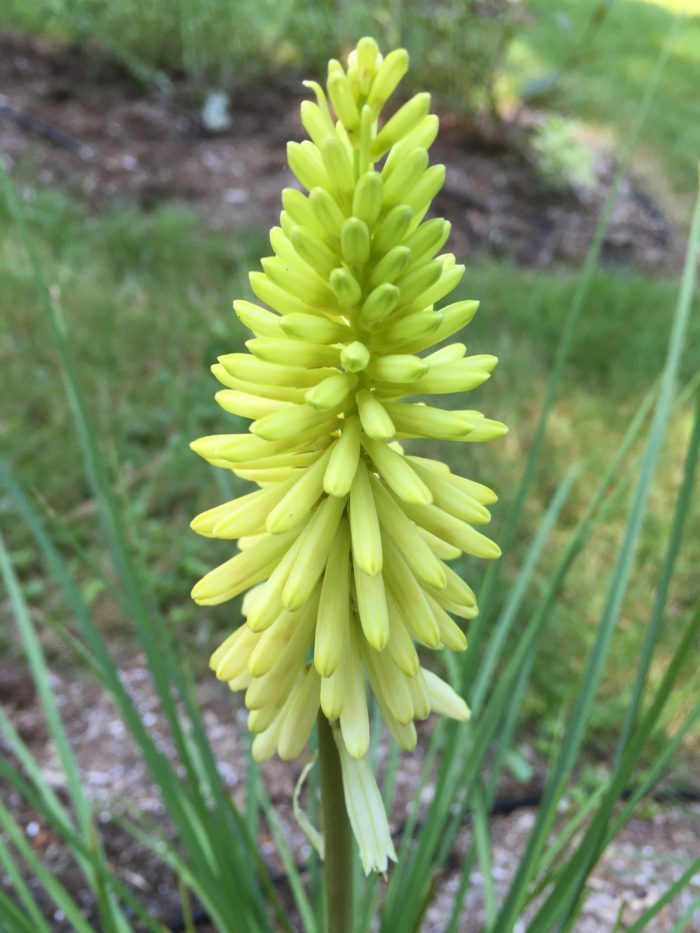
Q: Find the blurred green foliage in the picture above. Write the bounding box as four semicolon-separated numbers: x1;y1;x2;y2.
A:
530;116;596;191
504;0;700;199
3;0;522;115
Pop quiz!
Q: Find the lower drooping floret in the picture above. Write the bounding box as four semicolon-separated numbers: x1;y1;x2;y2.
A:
190;37;507;770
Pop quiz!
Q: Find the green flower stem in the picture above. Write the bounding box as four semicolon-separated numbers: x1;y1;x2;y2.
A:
318;713;353;933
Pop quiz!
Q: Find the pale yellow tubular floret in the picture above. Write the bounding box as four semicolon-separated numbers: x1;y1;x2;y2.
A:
245;590;319;710
352;556;389;651
348;459;383;576
218;353;336;388
252;406;340;443
315;519;351;677
381;536;440;648
401;500;501;560
426;595;468;653
248;606;303;677
421;668;471;721
407;669;431;720
246;337;341;370
370;476;446;588
356;390;395;440
277;667;321;760
324;416;362;496
386;594;420;676
362;436;432;505
407;460;492;525
415;526;462;561
191;529;298;606
191;477;295;539
266;447;333;534
339;623;370;759
210;624;259;681
306;373;358;411
362;642;414;725
283;494;348;610
381;401;473;440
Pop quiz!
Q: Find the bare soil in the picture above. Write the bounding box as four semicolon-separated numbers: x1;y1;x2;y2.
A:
3;655;699;931
0;30;681;272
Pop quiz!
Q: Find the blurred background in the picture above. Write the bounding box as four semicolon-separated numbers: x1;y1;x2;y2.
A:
1;0;699;928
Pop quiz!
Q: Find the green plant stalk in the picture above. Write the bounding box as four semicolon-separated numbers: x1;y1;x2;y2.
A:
318;714;353;933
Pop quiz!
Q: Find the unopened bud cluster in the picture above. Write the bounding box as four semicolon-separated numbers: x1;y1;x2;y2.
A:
191;39;506;802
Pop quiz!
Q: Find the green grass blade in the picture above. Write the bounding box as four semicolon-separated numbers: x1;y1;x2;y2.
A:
463;13;681;677
472;783;496;926
0;812;51;932
0;528;128;931
0;529;89;828
670;893;700;933
0;888;44;933
618;388;700;756
491;169;700;932
1;466;274;931
0;799;95;933
627;860;700;931
0;753;163;932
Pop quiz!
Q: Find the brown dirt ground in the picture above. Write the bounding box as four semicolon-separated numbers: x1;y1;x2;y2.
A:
0;30;682;273
1;28;698;933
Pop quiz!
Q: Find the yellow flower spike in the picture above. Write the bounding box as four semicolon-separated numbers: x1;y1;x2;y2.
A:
191;37;506;875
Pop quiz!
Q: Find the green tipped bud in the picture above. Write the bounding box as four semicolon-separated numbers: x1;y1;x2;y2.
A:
310;186;345;238
403;261;465;316
359;283;401;329
341;217;371;264
233;300;281;338
302;79;333;122
368;48;409;108
300;99;334;148
370;354;427;383
306;373;358;410
382;148;429;207
281;188;328;242
328;73;361;130
330;267;363;307
281;312;349;343
382;115;440;176
368;245;411;288
356;37;380;94
340;341;370;372
404;218;451;267
324;415;361;496
372;92;431;157
287;140;329;191
321;136;355;194
405;163;446;221
290;225;339;278
395;259;442;307
381;309;442;345
356;389;395;440
352;171;383;225
372;204;413;254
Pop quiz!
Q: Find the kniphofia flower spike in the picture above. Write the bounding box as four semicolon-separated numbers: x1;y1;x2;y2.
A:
191;37;506;872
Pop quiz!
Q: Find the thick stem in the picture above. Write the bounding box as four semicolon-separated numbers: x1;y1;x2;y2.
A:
317;713;354;933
